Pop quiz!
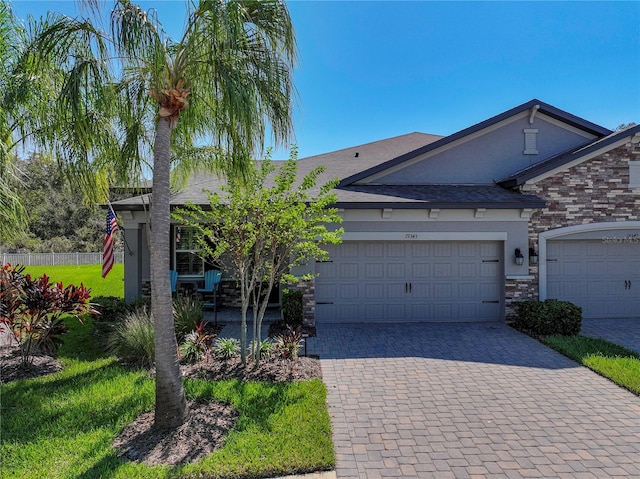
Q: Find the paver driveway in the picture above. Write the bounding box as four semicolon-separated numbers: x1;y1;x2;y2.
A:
307;323;640;479
580;318;640;354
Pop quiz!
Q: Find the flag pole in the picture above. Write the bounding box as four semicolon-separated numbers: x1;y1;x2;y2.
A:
107;200;133;255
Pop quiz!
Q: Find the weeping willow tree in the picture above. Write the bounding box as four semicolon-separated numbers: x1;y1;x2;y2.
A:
20;0;296;429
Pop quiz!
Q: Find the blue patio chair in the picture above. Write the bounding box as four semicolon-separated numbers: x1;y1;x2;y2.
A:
198;269;223;323
170;270;178;296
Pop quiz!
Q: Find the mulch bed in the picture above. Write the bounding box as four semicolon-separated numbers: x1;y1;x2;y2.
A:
113;400;238;467
1;349;62;384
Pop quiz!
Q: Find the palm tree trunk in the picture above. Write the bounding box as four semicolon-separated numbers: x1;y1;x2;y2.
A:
151;117;188;429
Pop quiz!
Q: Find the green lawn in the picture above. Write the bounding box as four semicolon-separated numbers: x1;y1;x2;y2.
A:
543;335;640;395
22;263;124;298
1;318;335;478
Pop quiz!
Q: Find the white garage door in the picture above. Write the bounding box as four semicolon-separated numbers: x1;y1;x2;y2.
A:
547;240;640;318
315;241;502;323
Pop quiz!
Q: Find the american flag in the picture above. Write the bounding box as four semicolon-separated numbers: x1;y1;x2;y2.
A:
102;208;120;278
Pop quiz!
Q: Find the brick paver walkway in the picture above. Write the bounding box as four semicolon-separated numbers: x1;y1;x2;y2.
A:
580;318;640;354
308;322;640;479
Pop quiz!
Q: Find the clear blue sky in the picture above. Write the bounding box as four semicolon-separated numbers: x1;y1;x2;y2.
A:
11;0;640;160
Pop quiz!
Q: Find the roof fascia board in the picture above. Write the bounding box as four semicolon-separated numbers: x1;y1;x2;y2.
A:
533;102;612;136
335;200;546;210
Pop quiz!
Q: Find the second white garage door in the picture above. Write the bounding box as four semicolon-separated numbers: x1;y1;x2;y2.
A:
315;241;502;323
547;239;640;318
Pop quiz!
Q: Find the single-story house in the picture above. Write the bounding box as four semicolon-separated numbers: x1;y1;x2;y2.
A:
112;99;640;325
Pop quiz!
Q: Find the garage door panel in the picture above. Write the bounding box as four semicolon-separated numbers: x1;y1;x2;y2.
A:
433;303;454;319
316;241;502;323
316;283;337;301
365;263;384;279
386;303;408;319
562;261;582;277
458;282;478;299
339;243;360;258
410;303;432;319
387;262;406;278
412;263;431;278
479;282;499;300
458;243;477;257
434;263;453;278
340;263;359;279
434;244;453;257
364;283;384;299
433;283;453;299
316;261;336;278
547;238;640;319
458;263;477;278
386;243;406;258
365;243;384;258
479;302;501;321
338;303;360;321
480;262;500;278
340;284;359;300
387;283;407;299
363;303;386;320
411;243;432;257
480;242;500;258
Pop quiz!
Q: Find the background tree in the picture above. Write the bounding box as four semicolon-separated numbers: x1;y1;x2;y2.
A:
174;151;343;365
21;0;296;429
3;153;104;253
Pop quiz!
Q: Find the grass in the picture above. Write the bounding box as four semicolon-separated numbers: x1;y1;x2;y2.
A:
22;263;124;298
543;335;640;395
1;318;335;478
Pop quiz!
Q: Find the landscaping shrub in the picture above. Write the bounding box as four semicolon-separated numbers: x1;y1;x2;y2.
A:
179;321;213;363
91;296;129;322
91;295;150;322
248;339;274;360
107;307;155;367
213;337;240;359
274;326;304;360
282;289;304;328
0;264;93;365
173;296;204;340
515;299;582;336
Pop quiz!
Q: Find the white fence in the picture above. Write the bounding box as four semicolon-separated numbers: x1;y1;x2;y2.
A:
1;252;124;267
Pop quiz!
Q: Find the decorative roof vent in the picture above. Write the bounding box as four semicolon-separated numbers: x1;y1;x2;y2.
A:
523;129;538;155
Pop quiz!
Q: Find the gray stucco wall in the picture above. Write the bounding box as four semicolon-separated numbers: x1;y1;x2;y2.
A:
372;115;596;185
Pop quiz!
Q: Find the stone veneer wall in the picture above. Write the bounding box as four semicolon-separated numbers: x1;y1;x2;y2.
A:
285;279;315;327
505;141;640;318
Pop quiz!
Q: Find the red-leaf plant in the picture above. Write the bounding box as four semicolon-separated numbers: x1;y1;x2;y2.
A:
0;264;96;366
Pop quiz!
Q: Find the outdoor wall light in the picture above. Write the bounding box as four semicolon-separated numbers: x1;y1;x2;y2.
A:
529;247;539;265
514;248;525;265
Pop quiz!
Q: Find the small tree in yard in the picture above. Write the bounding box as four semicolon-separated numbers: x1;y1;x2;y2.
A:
174;150;343;366
0;264;94;366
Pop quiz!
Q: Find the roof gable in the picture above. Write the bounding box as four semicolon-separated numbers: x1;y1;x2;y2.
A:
498;124;640;187
339;99;612;186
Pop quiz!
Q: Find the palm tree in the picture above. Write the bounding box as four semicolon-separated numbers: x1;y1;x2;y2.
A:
24;0;296;429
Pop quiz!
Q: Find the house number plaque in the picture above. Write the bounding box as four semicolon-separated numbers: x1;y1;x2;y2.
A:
405;233;418;239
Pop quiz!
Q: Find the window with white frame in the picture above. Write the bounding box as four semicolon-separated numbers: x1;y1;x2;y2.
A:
174;227;204;276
